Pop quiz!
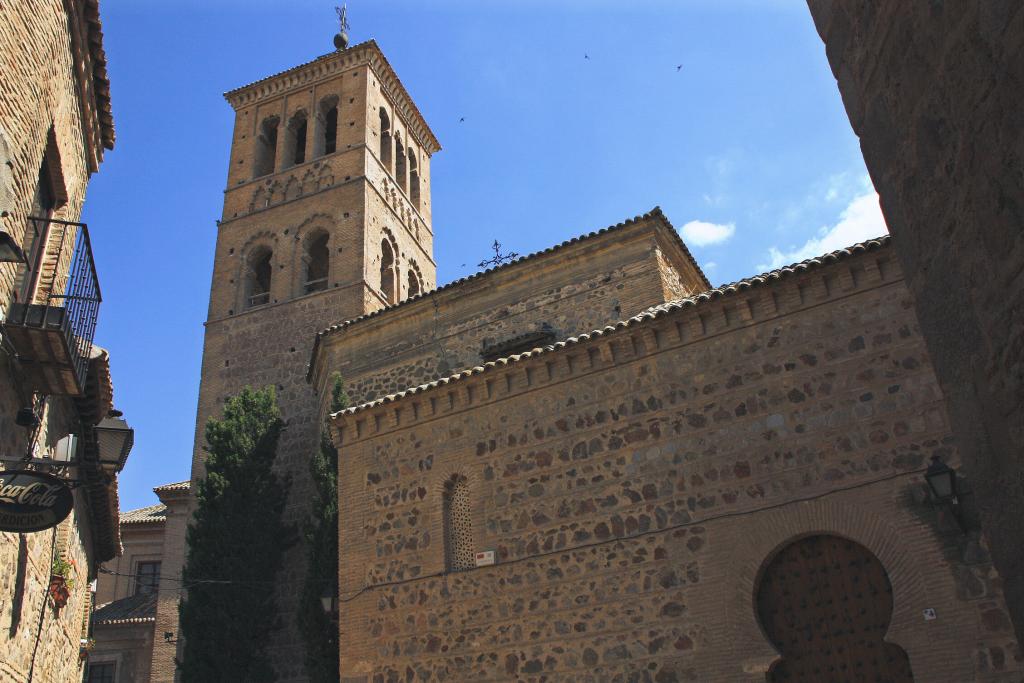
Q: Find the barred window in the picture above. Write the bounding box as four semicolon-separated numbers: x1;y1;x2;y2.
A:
443;475;474;572
86;662;115;683
135;561;161;596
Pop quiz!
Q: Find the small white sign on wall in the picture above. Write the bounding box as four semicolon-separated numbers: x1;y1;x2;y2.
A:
923;608;937;621
475;550;495;567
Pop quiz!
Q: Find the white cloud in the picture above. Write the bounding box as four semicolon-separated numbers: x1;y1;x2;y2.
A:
680;220;736;247
759;191;888;271
703;261;718;272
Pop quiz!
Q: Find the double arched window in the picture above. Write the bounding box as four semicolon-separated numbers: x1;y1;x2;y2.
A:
443;475;474;572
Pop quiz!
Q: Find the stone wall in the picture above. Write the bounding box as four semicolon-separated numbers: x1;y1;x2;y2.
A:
0;1;112;681
331;242;1022;681
805;1;1024;643
1;508;95;683
312;212;707;408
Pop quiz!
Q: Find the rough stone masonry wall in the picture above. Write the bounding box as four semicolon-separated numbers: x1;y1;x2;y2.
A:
334;245;1021;682
1;508;94;683
805;2;1024;643
317;220;703;408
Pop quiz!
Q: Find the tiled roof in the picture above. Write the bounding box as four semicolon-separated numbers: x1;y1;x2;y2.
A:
333;235;891;419
119;503;167;525
153;480;190;494
84;0;114;149
308;207;711;378
93;592;156;626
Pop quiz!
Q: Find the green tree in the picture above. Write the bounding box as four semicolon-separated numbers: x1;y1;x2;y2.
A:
298;372;348;683
179;386;292;683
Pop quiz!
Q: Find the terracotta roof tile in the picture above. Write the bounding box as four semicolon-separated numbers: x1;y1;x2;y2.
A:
119;503;166;525
84;0;114;149
333;235;890;419
93;592;156;626
152;480;190;493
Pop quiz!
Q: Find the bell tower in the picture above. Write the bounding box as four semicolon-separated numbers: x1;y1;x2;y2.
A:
150;38;441;683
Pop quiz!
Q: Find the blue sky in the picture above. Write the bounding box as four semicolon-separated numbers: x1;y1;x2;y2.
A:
82;0;886;511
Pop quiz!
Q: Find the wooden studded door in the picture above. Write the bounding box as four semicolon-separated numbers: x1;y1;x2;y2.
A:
756;535;914;683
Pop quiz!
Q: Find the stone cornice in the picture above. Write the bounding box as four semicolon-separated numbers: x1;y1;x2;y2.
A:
328;236;894;447
223;40;440;155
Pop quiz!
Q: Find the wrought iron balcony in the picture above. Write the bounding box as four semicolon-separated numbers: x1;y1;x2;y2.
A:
3;217;101;396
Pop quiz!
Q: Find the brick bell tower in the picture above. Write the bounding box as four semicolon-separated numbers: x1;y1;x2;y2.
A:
150;34;441;682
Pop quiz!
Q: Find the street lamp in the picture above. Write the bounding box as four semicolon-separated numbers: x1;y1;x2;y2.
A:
94;414;134;473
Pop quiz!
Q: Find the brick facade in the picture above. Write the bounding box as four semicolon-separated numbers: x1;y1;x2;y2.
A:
804;1;1024;645
0;1;120;682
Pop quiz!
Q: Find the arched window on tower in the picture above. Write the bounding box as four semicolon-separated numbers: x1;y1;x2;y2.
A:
443;475;474;572
253;116;279;178
408;150;420;209
247;247;273;307
394;133;407;191
303;232;329;294
379;238;396;304
315;96;339;158
284;111;308;167
407;267;421;298
379;108;392;171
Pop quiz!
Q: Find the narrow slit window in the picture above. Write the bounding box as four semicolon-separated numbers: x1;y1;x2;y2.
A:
379;239;396;304
288;113;308;166
304;232;329;293
254;116;279;177
379;107;392;170
248;247;272;307
409;151;420;208
444;475;474;572
394;133;407;191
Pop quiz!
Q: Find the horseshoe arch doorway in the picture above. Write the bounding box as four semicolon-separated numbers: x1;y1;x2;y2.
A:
755;534;914;682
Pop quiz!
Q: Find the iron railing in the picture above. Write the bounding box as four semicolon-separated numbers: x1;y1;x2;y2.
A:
9;217;102;391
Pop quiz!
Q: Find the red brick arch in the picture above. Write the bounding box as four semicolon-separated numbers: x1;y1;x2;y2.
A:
718;492;973;682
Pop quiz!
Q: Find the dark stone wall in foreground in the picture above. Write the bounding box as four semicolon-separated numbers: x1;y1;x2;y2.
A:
806;0;1024;643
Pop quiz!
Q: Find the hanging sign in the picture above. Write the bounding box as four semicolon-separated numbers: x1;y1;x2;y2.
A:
0;470;74;532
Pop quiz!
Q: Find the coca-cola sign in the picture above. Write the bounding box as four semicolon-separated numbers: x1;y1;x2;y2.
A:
0;470;74;532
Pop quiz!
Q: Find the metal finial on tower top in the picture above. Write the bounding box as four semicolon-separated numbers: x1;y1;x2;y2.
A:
334;5;350;50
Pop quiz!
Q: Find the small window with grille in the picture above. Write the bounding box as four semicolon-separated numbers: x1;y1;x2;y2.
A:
86;661;115;683
443;475;474;572
135;561;160;596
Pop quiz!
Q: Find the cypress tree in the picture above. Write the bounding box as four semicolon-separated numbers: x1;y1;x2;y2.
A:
298;372;348;682
179;386;292;682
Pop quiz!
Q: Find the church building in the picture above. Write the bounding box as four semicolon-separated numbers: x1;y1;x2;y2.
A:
102;27;1021;683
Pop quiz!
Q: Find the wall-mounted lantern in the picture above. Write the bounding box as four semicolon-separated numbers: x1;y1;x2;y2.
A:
94;413;134;473
925;454;957;503
320;588;338;617
925;454;966;531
